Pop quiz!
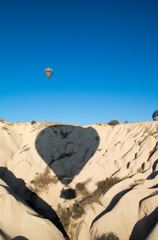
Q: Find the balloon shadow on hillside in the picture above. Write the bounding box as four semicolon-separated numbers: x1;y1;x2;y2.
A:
35;125;100;199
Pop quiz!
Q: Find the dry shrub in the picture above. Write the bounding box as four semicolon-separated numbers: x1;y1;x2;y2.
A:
94;232;119;240
97;177;120;194
108;120;119;126
58;177;121;231
59;207;71;230
58;203;85;231
72;204;85;219
75;179;91;197
76;182;86;192
30;166;58;194
75;177;121;210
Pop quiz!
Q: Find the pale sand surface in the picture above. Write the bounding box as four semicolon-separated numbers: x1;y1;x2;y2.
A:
0;119;158;239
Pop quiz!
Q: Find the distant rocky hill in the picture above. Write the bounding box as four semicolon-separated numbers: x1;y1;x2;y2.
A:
0;119;158;240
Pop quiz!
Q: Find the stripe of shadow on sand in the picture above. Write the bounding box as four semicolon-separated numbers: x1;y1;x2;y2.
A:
129;206;158;240
0;167;69;239
91;188;132;228
35;125;100;199
13;237;28;240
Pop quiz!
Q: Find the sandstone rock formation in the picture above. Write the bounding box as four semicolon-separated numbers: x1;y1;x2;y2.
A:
0;119;157;239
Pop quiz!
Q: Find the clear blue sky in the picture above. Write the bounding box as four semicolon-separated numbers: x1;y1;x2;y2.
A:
1;0;158;125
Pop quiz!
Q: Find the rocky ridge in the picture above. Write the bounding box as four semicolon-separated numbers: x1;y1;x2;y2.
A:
0;119;158;240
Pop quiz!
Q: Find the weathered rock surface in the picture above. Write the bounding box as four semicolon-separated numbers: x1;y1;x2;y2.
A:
0;119;157;239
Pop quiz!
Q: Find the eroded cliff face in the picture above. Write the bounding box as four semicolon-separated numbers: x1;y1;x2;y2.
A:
0;119;158;240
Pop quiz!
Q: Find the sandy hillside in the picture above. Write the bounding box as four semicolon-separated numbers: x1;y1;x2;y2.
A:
0;118;158;240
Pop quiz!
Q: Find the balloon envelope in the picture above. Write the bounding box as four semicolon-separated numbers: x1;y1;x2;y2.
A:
152;110;158;121
44;68;53;78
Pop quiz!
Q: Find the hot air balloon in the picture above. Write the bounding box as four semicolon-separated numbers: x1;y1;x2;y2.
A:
152;110;158;121
44;68;53;78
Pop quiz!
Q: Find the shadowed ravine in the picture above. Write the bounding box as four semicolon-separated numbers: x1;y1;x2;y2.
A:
0;167;69;239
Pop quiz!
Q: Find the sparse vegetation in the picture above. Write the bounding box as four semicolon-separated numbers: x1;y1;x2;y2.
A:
31;120;36;125
30;166;59;194
58;203;85;230
108;120;119;126
76;182;86;192
94;232;119;240
1;126;8;131
58;177;121;230
75;182;88;196
72;204;85;219
56;204;71;230
97;177;120;194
